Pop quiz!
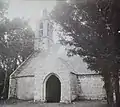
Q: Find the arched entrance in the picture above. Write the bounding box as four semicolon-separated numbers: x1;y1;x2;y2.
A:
46;75;61;102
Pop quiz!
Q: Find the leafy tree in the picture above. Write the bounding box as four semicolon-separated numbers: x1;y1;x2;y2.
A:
51;0;120;106
7;18;34;62
0;0;10;99
0;0;35;99
0;18;34;99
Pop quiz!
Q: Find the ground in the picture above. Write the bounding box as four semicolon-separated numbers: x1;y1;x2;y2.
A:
0;99;107;107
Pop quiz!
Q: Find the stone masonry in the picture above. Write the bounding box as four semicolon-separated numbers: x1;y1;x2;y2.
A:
8;9;106;103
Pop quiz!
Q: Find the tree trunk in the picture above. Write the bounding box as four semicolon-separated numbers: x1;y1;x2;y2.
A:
1;70;8;99
103;72;114;107
14;58;18;71
105;81;114;107
114;72;120;107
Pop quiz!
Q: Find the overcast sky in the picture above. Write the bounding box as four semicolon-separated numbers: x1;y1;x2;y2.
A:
8;0;56;30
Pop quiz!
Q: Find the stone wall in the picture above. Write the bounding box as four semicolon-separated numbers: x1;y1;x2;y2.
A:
8;78;17;98
34;58;71;103
78;74;106;100
70;73;79;101
9;76;34;100
16;77;34;100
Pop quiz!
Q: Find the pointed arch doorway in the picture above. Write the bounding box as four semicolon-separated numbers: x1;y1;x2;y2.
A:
46;74;61;103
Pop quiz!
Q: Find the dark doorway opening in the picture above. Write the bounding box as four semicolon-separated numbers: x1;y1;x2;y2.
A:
46;75;61;103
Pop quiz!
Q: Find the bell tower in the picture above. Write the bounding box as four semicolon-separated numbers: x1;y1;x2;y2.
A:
34;9;53;51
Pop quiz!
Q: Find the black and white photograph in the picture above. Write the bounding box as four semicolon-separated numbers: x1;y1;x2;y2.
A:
0;0;120;107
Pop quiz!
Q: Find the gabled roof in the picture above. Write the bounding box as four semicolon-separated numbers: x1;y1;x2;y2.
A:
10;51;40;78
10;43;97;79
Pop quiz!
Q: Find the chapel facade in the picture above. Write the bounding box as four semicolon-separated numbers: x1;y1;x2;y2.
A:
8;9;106;103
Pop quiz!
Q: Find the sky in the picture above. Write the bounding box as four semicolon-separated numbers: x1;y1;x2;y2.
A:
7;0;56;30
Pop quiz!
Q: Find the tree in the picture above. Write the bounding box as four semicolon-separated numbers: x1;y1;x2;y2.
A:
51;0;120;106
7;18;34;62
0;0;35;99
0;0;10;99
0;17;35;99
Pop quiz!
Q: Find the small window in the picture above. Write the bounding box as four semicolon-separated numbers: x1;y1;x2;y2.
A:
47;23;49;36
40;22;43;29
39;22;43;36
39;29;43;37
47;23;49;31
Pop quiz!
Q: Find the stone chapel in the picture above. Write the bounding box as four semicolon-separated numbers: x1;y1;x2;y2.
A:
8;9;106;103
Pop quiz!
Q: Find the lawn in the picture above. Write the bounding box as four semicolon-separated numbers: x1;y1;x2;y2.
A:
0;99;107;107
